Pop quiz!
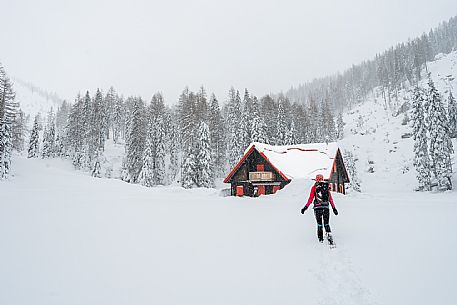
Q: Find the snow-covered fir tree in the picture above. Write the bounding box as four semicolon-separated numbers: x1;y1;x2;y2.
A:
152;116;166;185
82;91;93;167
104;87;117;140
239;89;253;149
41;109;56;158
260;95;277;143
92;89;106;152
138;123;155;187
28;115;40;158
195;121;213;188
426;78;453;190
91;149;102;178
321;97;336;142
276;96;288;145
226;88;243;167
412;86;432;191
167;117;180;183
112;95;125;143
343;150;361;192
448;91;457;138
147;93;167;185
285;121;298;145
307;98;319;143
12;110;27;152
181;144;197;189
337;112;344;140
0;63;17;180
208;94;225;178
250;96;267;144
67;95;85;168
122;97;146;183
178;88;197;151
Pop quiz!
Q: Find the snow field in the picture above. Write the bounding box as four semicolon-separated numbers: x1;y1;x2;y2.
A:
1;157;456;305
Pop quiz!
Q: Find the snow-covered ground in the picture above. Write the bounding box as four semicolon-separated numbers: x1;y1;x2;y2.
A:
1;156;457;305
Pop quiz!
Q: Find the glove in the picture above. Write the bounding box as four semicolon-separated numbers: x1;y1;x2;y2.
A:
301;206;308;214
333;208;338;215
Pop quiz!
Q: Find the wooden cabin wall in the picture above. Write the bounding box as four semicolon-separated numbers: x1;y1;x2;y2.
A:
229;150;287;184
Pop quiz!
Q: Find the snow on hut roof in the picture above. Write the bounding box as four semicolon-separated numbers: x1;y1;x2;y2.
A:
248;142;339;180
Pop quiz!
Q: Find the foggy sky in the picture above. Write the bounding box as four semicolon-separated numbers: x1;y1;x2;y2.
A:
1;0;457;104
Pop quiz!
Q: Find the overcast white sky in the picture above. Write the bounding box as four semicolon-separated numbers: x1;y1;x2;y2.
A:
1;0;457;103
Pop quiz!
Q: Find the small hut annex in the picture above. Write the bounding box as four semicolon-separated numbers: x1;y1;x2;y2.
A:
224;142;350;197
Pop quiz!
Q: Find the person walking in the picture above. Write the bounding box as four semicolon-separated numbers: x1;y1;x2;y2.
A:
301;174;338;244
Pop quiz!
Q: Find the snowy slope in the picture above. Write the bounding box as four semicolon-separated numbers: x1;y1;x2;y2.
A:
339;51;457;193
13;79;63;119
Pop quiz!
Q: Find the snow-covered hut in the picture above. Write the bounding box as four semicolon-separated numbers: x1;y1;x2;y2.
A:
223;142;350;197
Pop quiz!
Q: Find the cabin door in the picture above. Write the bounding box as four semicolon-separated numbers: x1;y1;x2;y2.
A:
257;185;265;195
236;185;244;196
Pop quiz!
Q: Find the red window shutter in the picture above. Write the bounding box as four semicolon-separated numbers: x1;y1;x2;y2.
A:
256;164;264;171
272;185;280;194
258;185;265;195
236;185;244;196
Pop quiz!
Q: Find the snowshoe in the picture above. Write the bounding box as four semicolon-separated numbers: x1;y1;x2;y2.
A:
326;233;336;248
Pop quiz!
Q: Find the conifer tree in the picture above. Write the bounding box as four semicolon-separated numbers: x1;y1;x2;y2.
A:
227;88;243;167
138;124;155;187
67;95;85;168
104;87;117;140
448;91;457;138
307;98;319;143
208;94;225;178
28;115;40;158
153;116;166;185
91;149;102;178
285;121;298;145
41;109;56;158
240;89;252;148
0;64;17;179
426;78;453;190
412;86;431;191
168;118;180;183
181;144;197;189
343;150;361;192
276;96;287;145
122;97;146;183
250;96;267;144
337;112;344;140
112;96;125;143
12;110;26;152
195;121;213;187
92;89;106;151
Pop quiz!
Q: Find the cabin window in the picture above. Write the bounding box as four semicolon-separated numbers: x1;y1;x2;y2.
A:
256;164;264;171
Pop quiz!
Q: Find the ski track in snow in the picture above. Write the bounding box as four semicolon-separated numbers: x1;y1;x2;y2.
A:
313;246;377;305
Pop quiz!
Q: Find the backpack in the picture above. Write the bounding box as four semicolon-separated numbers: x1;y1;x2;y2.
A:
314;181;330;206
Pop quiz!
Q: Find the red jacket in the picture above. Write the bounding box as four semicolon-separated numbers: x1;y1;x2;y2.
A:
305;185;335;209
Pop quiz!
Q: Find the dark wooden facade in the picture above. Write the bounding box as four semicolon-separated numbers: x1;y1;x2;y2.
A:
224;147;291;197
224;145;350;197
328;149;350;194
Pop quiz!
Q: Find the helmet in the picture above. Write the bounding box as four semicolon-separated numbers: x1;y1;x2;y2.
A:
315;174;324;182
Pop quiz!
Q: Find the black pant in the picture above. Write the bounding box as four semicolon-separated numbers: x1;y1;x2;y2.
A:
314;208;331;240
